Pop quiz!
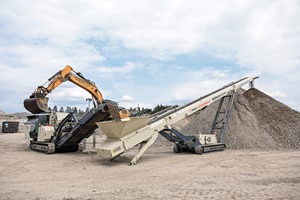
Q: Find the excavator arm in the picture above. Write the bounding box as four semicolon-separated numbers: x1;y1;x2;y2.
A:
24;65;104;114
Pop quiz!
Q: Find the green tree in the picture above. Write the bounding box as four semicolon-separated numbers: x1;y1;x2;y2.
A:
59;106;64;112
151;104;174;114
77;109;85;117
72;107;78;113
66;106;72;113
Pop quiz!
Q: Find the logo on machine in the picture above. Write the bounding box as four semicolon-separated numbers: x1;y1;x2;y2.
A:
197;100;211;109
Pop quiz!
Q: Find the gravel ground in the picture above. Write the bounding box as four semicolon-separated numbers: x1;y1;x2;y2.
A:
0;133;299;200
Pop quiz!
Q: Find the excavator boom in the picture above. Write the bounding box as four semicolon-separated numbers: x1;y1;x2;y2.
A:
24;65;104;114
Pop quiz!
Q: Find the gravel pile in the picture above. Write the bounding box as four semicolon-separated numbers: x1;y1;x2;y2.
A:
169;88;300;150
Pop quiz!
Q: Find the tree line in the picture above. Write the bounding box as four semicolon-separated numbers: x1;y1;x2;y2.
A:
48;104;177;116
48;106;88;115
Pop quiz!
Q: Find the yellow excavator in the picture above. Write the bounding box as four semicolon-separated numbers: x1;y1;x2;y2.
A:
24;65;128;119
23;65;129;153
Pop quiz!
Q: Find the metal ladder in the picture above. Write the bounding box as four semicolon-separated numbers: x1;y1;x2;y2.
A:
210;91;236;143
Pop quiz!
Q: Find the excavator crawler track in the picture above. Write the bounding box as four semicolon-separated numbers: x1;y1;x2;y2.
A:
200;143;226;153
30;142;55;154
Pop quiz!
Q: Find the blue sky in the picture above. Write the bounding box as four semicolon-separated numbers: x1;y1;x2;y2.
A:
0;0;299;113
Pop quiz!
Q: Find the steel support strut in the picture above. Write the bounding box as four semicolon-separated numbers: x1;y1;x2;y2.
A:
129;131;159;165
210;91;236;143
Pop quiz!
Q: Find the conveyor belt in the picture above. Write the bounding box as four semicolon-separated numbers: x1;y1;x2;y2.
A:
54;108;110;152
148;77;249;124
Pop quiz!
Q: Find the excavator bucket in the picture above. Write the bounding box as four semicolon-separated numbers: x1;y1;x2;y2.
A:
23;97;49;114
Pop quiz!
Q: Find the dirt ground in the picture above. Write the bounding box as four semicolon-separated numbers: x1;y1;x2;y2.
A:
0;133;299;200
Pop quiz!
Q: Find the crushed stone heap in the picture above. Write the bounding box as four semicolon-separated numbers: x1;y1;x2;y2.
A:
173;88;300;150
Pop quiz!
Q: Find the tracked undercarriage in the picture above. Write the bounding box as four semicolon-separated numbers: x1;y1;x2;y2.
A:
30;142;55;154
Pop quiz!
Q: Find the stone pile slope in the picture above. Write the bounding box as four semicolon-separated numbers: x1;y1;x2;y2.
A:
173;88;300;150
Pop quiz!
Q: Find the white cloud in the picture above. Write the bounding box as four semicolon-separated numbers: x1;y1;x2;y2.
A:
2;1;299;72
168;68;247;102
96;61;138;74
51;87;87;99
0;0;299;112
265;91;287;99
122;95;134;102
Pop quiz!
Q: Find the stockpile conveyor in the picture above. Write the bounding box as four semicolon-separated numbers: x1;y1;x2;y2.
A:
96;76;258;165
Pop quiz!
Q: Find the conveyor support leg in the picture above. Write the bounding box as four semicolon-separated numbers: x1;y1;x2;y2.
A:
129;131;159;165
